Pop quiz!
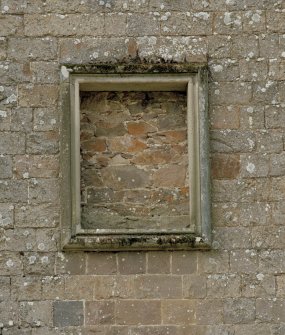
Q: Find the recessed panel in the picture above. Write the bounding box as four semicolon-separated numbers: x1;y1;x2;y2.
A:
80;91;194;233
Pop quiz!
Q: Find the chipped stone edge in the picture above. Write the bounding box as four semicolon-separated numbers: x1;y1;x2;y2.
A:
60;63;211;251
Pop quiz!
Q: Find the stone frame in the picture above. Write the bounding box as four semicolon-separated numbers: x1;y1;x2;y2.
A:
60;63;211;251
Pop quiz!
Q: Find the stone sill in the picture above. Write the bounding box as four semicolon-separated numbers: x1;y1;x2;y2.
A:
62;233;211;252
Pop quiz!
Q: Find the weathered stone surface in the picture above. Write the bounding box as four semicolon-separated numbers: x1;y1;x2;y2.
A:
172;252;197;274
133;275;182;299
224;298;255;324
162;300;195;325
8;37;58;61
116;300;161;325
0;15;23;36
161;12;213;36
183;274;206;298
211;130;255;153
53;301;84;327
127;14;160;36
211;154;240;179
207;274;240;298
85;301;115;325
147;252;170;274
0;132;25;154
86;252;117;275
33;107;58;131
118;252;146;275
24;14;104;37
210;105;240;129
19;85;58;107
28;178;59;203
93;275;134;299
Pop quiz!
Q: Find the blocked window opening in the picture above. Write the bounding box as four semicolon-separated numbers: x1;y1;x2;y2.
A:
61;64;211;251
80;91;194;232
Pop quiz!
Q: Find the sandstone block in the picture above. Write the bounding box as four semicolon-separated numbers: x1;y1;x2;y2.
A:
85;301;115;325
105;13;127;36
230;250;258;273
162;300;195;325
0;155;12;178
0;15;23;36
24;14;104;37
118;252;146;275
86;252;117;275
42;275;65;300
183;274;206;298
116;300;161;325
172;252;197;274
161;12;212;36
133;275;182;299
211;153;240;179
0;132;25;154
127;14;160;36
147;252;170;274
0;203;14;229
19;85;58;108
224;298;255;324
94;276;134;299
8;37;57;61
28;178;59;204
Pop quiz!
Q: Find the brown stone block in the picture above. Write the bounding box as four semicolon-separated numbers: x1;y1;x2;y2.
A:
207;274;241;298
101;166;150;189
127;14;160;36
211;154;240;179
11;276;41;301
196;299;223;324
33;107;58;131
162;300;195;325
26;131;59;155
147;252;170;274
65;276;96;300
0;276;10;302
42;275;65;300
210;105;240;130
28;178;59;204
22;252;55;276
198;251;229;274
214;227;252;250
152;164;187;187
133;275;182;299
86;301;115;325
55;252;86;275
116;300;161;325
94;276;134;299
241;273;275;298
86;252;117;275
19;84;58;107
172;251;197;274
15;204;59;228
183;274;207;299
118;252;146;275
0;15;23;36
224;298;255;324
230;250;258;273
19;301;52;328
257;298;285;322
127;121;157;136
81;139;107;153
108;136;147;153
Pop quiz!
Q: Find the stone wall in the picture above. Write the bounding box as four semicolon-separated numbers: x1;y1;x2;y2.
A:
1;0;285;334
80;91;190;231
